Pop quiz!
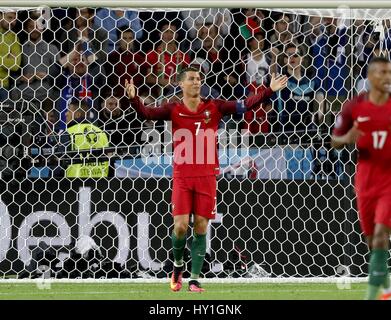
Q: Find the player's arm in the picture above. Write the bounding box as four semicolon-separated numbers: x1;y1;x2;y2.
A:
217;73;288;114
125;79;171;120
331;99;363;149
331;122;363;149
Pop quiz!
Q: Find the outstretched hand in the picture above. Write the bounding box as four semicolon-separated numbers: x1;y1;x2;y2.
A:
270;73;288;92
125;78;136;99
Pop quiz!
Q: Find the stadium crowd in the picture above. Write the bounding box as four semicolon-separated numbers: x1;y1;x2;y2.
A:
0;8;383;178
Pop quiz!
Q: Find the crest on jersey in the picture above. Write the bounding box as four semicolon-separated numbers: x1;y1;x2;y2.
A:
204;110;211;124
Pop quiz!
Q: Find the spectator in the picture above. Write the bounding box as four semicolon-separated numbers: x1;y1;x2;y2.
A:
355;44;383;94
195;23;242;99
239;8;265;40
97;94;143;147
58;8;108;66
145;21;191;98
196;25;245;130
191;22;218;53
193;23;222;57
311;17;350;125
242;31;276;87
57;48;106;132
269;13;300;71
220;71;245;102
12;17;60;107
180;8;233;40
194;24;223;87
277;44;324;143
93;8;143;53
241;31;276;136
354;23;385;93
34;101;61;177
381;19;391;54
44;107;57;140
105;27;144;94
303;16;323;49
0;11;21;101
269;13;296;51
277;44;335;179
64;99;110;178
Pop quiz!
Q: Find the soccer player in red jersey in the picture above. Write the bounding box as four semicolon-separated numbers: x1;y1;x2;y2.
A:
125;67;287;292
332;57;391;300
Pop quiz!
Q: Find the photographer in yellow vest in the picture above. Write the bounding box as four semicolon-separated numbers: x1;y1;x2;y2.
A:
65;99;109;178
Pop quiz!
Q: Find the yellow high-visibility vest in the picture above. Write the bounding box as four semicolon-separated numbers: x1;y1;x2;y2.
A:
65;123;109;178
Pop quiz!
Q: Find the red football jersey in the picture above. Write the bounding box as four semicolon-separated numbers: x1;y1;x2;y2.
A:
333;93;391;196
333;93;391;164
130;88;273;177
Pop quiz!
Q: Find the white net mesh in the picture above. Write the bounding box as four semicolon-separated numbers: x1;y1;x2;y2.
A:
0;6;387;280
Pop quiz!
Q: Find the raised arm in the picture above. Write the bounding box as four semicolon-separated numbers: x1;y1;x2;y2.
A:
218;73;288;114
125;79;171;120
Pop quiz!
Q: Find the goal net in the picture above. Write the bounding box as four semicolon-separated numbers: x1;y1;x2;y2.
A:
0;4;387;280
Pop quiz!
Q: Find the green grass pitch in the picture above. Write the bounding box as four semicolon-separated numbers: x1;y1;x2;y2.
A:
0;283;367;300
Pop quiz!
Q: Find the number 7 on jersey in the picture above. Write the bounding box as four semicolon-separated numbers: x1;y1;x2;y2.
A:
195;122;201;136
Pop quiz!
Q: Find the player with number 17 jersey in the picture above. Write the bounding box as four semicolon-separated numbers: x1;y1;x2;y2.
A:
333;93;391;235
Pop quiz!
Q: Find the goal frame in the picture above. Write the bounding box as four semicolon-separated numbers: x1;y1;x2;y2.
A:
0;0;388;285
4;0;391;9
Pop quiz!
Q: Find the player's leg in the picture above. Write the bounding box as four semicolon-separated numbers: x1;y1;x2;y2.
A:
365;194;391;300
170;178;192;292
356;195;378;299
379;240;391;300
372;199;391;300
188;214;209;292
367;223;391;300
366;236;373;250
172;215;190;266
375;200;391;300
170;214;190;291
189;176;217;292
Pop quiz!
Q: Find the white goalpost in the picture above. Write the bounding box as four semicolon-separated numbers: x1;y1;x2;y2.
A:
4;0;391;8
0;1;390;284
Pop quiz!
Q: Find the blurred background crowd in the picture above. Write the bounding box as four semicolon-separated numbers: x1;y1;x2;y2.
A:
0;7;385;179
